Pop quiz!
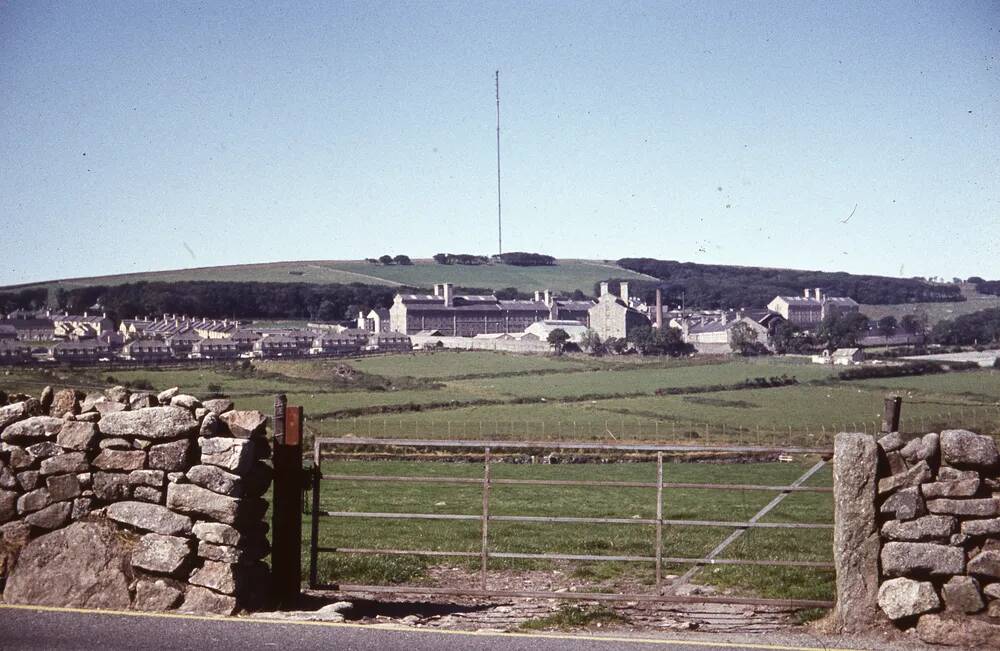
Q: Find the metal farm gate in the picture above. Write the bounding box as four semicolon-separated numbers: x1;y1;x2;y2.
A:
305;437;835;609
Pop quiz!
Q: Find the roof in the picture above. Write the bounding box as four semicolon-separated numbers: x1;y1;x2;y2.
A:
54;340;109;350
374;332;410;340
687;321;729;334
367;308;390;319
832;347;862;357
167;331;202;342
497;300;548;312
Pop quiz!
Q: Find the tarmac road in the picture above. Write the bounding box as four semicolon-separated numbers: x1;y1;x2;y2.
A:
0;604;898;651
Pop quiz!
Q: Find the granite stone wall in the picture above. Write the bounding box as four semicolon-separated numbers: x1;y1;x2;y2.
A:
0;385;272;614
833;429;1000;645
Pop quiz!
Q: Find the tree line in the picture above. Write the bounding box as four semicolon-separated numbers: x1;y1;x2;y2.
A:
615;258;964;308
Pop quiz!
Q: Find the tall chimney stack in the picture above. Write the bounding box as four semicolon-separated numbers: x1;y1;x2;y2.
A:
443;283;454;308
543;289;552;307
620;282;630;304
534;291;542;302
434;284;442;297
599;282;609;297
655;288;663;329
803;288;811;299
815;287;823;301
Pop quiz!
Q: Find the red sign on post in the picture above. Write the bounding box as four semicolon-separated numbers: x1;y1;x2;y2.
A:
285;406;303;446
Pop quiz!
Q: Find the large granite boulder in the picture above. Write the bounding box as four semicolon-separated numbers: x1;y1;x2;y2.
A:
219;411;267;439
1;416;64;443
3;520;132;608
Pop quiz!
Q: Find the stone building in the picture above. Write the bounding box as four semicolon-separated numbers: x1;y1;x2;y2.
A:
191;338;241;359
587;282;650;340
122;339;172;362
389;283;550;336
767;288;859;327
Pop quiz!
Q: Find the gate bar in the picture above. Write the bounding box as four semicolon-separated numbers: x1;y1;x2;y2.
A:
316;437;832;454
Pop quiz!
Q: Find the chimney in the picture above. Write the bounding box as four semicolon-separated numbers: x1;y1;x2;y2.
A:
600;282;609;297
803;289;811;299
434;284;442;297
620;282;630;304
534;291;542;302
543;290;552;307
655;288;663;329
443;283;454;308
815;288;823;301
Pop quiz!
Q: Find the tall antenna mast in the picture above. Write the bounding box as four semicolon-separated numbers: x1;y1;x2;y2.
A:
495;69;502;256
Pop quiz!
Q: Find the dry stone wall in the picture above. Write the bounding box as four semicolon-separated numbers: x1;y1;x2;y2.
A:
833;429;1000;646
0;386;272;615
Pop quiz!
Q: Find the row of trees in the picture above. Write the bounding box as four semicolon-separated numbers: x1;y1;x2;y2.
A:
548;325;694;357
50;281;400;322
930;308;1000;346
615;258;964;307
433;253;490;265
365;255;412;265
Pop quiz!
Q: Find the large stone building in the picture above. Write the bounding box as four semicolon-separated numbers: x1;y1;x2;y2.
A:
587;282;650;340
389;283;551;336
767;289;859;327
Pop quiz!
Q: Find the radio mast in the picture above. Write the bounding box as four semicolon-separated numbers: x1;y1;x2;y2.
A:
495;70;502;256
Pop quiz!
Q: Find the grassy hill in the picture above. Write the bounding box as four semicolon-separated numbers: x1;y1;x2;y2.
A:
7;259;655;295
860;283;1000;327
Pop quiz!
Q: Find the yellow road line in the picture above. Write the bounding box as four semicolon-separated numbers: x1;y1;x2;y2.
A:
0;603;864;651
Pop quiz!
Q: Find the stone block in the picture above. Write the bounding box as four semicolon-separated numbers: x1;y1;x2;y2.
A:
878;431;904;453
99;406;197;441
99;437;132;450
199;412;220;438
1;416;63;444
922;478;980;499
942;575;985;614
969;551;1000;580
128;469;165;488
24;501;72;529
900;433;939;465
186;464;243;497
156;387;179;405
0;489;16;524
199;437;253;473
197;541;243;564
26;441;62;460
202;399;234;416
189;560;237;594
71;497;93;520
49;389;82;418
878;577;941;620
92;449;147;472
962;518;1000;536
0;463;16;490
17;487;51;514
133;486;164;504
39;452;88;476
134;579;184;612
881;542;965;577
166;483;239;525
881;487;926;521
940;430;1000;469
939;467;979;482
219;410;267;439
15;470;40;491
927;498;1000;518
916;613;1000;647
179;586;236;615
95;402;126;415
105;386;131;404
46;473;82;501
170;394;201;410
148;439;192;471
56;421;99;451
129;392;157;410
0;400;39;431
105;501;192;536
131;533;193;575
878;460;931;495
92;472;131;502
192;521;241;546
881;515;955;542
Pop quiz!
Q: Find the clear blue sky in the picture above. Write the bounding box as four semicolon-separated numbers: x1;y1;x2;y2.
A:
2;1;998;286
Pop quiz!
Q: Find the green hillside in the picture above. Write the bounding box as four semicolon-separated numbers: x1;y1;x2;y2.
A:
8;259;655;295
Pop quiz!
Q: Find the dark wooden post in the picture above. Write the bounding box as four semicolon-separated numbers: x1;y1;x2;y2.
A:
271;394;304;608
882;396;903;433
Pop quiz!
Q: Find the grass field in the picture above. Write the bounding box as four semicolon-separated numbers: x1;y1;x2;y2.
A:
307;458;834;602
7;258;655;295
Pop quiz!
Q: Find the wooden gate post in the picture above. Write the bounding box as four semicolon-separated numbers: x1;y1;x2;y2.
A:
881;396;903;433
272;394;304;607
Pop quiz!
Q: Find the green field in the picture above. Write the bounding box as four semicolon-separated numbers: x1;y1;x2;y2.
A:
860;284;1000;326
7;258;654;295
308;459;833;602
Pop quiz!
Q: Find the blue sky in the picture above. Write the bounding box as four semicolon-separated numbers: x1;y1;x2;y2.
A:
1;1;998;286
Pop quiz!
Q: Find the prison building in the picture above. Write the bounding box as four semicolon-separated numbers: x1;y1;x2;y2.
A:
389;283;549;336
767;288;859;327
588;282;650;340
357;308;391;332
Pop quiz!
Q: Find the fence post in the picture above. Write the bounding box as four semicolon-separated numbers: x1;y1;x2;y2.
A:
655;451;663;595
481;447;492;590
881;396;903;433
272;395;304;607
